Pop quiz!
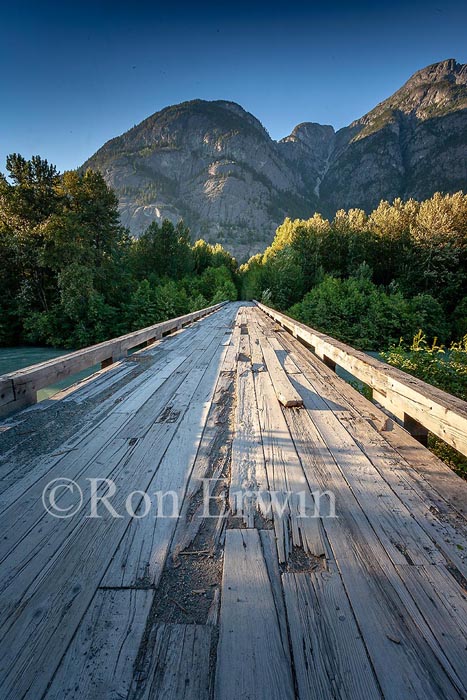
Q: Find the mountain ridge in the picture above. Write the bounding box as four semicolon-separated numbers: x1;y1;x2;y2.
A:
83;59;467;259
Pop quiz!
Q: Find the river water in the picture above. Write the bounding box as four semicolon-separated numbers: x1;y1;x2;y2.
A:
0;347;98;400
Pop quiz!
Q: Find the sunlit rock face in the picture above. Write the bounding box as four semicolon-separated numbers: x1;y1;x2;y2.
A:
83;60;467;259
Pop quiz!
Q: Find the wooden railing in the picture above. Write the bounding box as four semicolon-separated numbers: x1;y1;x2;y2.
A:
255;301;467;458
0;302;226;417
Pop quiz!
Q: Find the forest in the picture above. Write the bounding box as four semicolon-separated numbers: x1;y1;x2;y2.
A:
1;154;466;371
0;155;238;348
241;193;467;350
2;154;466;354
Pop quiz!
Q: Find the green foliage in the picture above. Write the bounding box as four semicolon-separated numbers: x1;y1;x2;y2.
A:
428;436;467;480
192;239;237;274
382;332;467;478
452;297;467;339
130;219;194;280
288;272;446;351
382;331;467;401
0;154;238;349
240;192;467;349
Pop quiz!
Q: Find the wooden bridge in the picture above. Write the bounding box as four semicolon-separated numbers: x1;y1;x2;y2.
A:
0;302;466;699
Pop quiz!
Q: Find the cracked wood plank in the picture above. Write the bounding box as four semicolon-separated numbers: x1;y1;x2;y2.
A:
215;528;295;700
129;623;212;700
260;339;303;407
285;406;464;700
46;589;153;700
229;330;268;526
283;563;381;700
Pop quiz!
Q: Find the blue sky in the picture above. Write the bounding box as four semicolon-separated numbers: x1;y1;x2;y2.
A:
1;0;466;173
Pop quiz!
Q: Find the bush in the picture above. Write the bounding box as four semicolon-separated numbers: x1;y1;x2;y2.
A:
382;331;467;401
288;272;427;351
382;332;467;479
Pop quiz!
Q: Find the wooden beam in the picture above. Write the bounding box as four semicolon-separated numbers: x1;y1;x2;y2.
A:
283;564;381;700
46;589;153;700
260;340;303;407
255;301;467;458
0;302;226;418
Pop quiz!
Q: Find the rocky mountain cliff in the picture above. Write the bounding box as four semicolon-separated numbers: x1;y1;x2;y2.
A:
83;59;467;259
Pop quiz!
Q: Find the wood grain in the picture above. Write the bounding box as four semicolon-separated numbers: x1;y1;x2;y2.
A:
215;528;295;700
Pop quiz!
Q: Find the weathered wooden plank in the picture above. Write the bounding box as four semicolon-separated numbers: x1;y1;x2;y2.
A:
338;413;467;576
261;321;449;571
45;589;153;700
170;323;239;559
215;528;295;700
403;562;467;638
0;328;224;564
255;302;467;457
0;420;199;698
0;310;239;699
283;564;381;700
0;351;184;502
2;302;466;700
259;530;292;659
103;341;228;587
59;361;135;403
260;339;303;407
394;564;467;692
254;362;325;562
272;327;467;693
285;406;464;699
82;311;222;424
265;332;302;374
0;407;125;500
117;351;209;438
0;413;131;565
0;302;226;416
258;307;467;695
108;354;187;415
0;311;232;569
0;307;228;494
116;322;224;439
229;332;268;527
381;428;467;518
289;370;445;567
129;624;212;700
277;332;467;573
248;308;325;562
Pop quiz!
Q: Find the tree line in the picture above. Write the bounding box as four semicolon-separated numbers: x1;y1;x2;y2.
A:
240;194;467;350
1;154;466;355
0;155;238;348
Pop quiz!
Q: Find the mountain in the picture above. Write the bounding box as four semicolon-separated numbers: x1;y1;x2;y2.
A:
83;100;315;260
83;59;467;259
318;58;467;215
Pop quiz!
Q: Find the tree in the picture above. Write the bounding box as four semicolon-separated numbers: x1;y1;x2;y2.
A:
408;192;467;306
3;154;60;223
131;219;194;281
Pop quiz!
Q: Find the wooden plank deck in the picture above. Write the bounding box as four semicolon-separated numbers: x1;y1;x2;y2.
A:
0;302;466;699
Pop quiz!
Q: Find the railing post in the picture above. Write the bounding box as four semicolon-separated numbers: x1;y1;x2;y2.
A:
10;382;37;413
403;413;429;446
322;355;337;372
